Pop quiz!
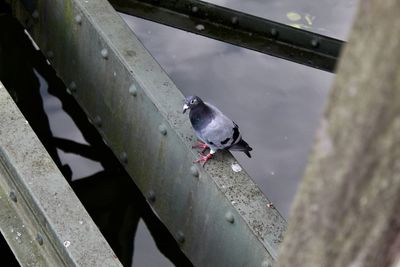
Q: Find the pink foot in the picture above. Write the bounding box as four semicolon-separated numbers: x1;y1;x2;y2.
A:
194;153;213;166
192;140;209;150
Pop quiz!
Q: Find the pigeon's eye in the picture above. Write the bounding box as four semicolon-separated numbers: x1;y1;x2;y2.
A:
190;99;196;104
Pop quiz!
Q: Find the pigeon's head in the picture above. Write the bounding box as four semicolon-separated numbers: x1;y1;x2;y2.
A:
183;96;203;113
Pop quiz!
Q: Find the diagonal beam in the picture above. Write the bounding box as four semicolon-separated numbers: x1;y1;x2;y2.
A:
11;0;286;265
0;83;122;267
110;0;344;72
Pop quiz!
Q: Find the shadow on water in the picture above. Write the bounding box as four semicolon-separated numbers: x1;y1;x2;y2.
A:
0;7;192;267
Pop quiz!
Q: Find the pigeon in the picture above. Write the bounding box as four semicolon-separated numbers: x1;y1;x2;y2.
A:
183;95;253;164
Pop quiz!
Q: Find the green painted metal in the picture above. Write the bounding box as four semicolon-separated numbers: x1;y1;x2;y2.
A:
0;83;122;267
12;0;287;266
110;0;343;72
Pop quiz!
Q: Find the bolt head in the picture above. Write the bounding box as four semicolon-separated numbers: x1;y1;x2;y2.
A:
129;83;138;96
311;39;319;48
9;191;17;202
195;24;205;31
147;190;156;203
270;28;278;37
225;211;234;223
75;15;82;24
190;165;199;177
69;81;77;92
93;116;102;127
47;51;54;59
36;234;44;245
119;152;128;164
191;6;198;13
159;124;167;135
101;48;108;59
231;16;238;25
176;231;185;243
32;10;39;19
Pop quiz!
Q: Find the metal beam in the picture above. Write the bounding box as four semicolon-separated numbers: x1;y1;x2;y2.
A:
0;83;122;267
109;0;343;72
12;0;286;266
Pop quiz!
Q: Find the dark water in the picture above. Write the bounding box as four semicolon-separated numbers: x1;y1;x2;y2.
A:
120;0;358;221
203;0;358;39
0;0;358;266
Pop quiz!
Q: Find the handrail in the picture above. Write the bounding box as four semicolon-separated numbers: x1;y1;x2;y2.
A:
0;83;122;267
11;0;287;265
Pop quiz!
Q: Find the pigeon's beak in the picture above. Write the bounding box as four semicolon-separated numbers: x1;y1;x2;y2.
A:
182;104;189;114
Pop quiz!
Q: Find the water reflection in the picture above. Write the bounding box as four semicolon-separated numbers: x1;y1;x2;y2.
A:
202;0;359;39
133;220;174;267
121;14;344;218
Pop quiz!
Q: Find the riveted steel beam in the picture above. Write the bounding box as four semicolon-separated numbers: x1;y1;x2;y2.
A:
109;0;343;72
11;0;286;266
0;83;122;267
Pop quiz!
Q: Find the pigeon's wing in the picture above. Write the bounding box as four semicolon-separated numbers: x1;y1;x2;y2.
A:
199;103;241;149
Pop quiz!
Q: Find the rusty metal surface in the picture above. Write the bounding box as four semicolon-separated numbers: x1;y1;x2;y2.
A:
0;82;122;267
11;0;287;266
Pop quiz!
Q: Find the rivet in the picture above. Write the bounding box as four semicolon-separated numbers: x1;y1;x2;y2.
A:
191;6;198;13
69;81;77;92
176;231;185;243
195;24;205;31
311;39;319;48
75;15;82;24
101;48;108;59
147;190;156;203
129;83;138;96
9;191;17;202
225;211;234;223
47;51;54;59
93;116;102;127
119;152;128;164
36;233;43;246
270;28;278;37
159;124;167;135
231;16;238;25
190;165;199;177
32;10;39;19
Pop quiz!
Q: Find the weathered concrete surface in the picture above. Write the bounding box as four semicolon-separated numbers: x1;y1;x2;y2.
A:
0;82;122;267
277;1;400;266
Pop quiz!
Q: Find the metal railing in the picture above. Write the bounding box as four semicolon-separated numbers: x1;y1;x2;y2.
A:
8;0;288;266
110;0;343;72
0;83;122;267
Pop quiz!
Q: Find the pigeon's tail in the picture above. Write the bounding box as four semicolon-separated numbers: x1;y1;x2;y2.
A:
228;139;253;158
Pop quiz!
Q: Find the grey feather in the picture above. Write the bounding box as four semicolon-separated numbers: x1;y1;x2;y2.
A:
184;96;253;158
198;103;238;148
